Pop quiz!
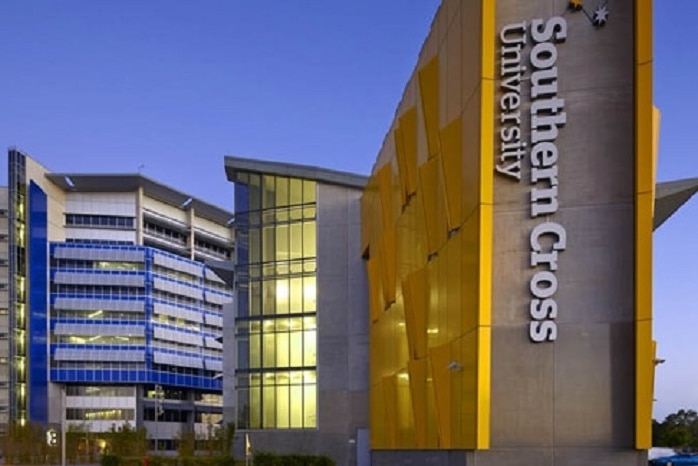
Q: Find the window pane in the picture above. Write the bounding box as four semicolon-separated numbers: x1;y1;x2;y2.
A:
263;334;275;368
303;221;316;258
276;385;289;429
262;280;276;315
249;228;261;264
290;278;302;314
250;387;261;429
290;331;303;367
249;174;261;212
303;180;316;204
303;384;316;428
263;175;275;210
276;278;289;314
263;386;275;428
250;334;260;368
290;178;302;205
304;330;316;366
275;225;289;262
275;177;289;208
262;227;275;263
277;332;289;367
250;281;261;316
304;276;316;312
290;386;303;428
289;223;302;260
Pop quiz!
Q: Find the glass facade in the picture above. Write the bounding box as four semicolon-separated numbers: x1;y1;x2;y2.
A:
234;173;317;429
8;149;27;425
49;243;228;390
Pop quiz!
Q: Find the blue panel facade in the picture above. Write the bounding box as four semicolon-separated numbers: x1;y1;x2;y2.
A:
49;243;228;392
28;181;48;425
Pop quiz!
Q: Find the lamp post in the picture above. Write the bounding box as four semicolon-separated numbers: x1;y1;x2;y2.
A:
61;385;66;466
153;385;164;452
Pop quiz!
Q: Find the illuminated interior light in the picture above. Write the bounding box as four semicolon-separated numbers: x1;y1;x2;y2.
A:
276;281;289;300
304;282;316;299
427;328;439;334
88;310;103;318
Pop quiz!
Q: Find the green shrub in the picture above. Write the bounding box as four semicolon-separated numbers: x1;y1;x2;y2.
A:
101;454;121;466
252;452;335;466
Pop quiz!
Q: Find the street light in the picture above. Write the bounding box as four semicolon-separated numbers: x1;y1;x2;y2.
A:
154;385;164;452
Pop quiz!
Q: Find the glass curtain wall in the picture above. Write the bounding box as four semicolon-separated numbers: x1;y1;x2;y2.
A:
234;173;317;429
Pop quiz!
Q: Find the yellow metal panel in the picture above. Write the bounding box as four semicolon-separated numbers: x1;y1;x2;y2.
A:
408;359;428;448
370;381;386;448
426;257;442;350
480;0;495;81
400;107;419;196
460;210;480;334
635;0;653;447
478;204;493;328
378;163;394;229
394;125;409;205
635;320;653;449
461;1;483;104
652;107;660;218
381;229;397;306
418;57;441;159
443;232;462;342
479;79;495;206
367;257;383;323
403;268;429;359
418;157;449;255
635;192;653;322
429;343;452;448
451;331;478;449
396;370;416;448
636;64;654;195
440;116;463;231
636;0;653;65
461;87;482;225
476;326;491;449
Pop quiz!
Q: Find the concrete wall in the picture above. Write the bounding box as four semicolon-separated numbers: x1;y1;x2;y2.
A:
484;1;645;464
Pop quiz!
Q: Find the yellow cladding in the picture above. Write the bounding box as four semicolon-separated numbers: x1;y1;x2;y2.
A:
418;57;441;159
403;269;428;359
635;0;654;450
408;359;429;447
418;157;449;254
394;125;409;205
439;117;463;230
364;0;492;451
395;108;419;204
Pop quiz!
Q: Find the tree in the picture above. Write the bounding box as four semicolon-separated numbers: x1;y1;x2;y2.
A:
653;409;698;450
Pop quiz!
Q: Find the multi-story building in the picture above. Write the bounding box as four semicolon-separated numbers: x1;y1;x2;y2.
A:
2;148;234;451
222;157;370;466
217;3;698;466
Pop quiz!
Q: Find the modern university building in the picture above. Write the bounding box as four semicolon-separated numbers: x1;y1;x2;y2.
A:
220;1;698;466
1;149;233;451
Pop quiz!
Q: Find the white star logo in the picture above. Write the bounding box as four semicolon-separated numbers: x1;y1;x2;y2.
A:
593;4;609;27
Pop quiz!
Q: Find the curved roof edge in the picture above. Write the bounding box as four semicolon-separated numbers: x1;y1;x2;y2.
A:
225;156;368;189
654;177;698;231
46;173;234;226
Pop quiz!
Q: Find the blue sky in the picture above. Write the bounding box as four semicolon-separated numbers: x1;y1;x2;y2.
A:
0;1;696;421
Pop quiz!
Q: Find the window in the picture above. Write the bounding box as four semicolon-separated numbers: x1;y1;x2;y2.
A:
233;174;318;430
65;214;135;229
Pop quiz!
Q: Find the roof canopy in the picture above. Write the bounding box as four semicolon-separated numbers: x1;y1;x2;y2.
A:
654;177;698;230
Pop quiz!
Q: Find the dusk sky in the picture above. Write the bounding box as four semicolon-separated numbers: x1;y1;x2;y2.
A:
1;1;696;421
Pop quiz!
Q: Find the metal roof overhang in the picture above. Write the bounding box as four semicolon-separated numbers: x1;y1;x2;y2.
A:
224;156;368;189
654;177;698;230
